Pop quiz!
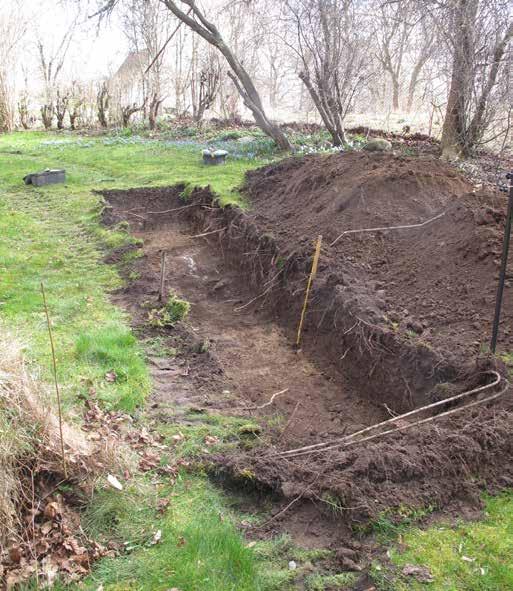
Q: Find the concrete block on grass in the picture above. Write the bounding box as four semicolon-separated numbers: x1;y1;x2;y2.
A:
23;169;66;187
202;149;228;165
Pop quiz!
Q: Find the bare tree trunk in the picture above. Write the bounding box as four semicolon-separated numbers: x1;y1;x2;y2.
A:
97;82;110;128
55;89;69;130
121;102;145;127
0;75;12;132
406;63;423;112
466;22;513;150
299;72;346;145
441;0;479;159
148;93;164;129
18;93;30;129
161;0;292;150
391;77;400;111
41;103;54;130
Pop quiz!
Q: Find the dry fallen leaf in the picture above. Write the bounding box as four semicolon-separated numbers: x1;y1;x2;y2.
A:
104;371;117;383
402;564;434;583
157;498;170;514
43;502;61;520
8;547;22;564
107;474;123;491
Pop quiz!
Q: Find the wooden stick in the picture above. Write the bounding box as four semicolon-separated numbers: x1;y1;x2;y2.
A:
146;203;197;215
41;282;67;479
296;235;322;347
189;227;227;239
158;251;167;303
235;388;289;411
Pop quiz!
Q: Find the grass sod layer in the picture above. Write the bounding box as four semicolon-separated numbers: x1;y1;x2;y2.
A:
0;131;512;590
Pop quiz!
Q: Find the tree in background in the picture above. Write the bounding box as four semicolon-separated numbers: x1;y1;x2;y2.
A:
69;81;85;130
160;0;292;149
96;80;110;128
36;13;79;130
284;0;369;146
122;0;172;129
374;0;435;113
434;0;513;158
191;47;221;122
0;3;26;132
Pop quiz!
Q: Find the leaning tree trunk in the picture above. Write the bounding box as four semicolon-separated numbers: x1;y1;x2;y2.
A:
161;0;292;151
299;71;346;146
465;22;513;152
121;103;145;127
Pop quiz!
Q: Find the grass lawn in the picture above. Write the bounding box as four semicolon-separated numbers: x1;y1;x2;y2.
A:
1;130;512;591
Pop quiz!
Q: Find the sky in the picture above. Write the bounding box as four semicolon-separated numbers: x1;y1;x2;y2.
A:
11;0;129;85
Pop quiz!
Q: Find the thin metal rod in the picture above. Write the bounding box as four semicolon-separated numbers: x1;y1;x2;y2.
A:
41;282;67;478
491;172;513;353
159;251;167;303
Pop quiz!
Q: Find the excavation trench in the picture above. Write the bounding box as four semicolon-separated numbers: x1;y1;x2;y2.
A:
103;186;387;448
102;182;513;532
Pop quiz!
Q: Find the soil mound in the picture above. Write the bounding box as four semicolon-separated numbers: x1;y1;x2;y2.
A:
243;152;511;395
101;175;513;534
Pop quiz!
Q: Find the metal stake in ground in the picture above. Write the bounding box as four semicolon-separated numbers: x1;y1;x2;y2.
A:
490;172;513;354
41;282;68;479
296;235;322;347
159;251;167;303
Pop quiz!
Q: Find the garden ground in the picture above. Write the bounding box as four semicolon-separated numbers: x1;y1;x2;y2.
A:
0;129;512;590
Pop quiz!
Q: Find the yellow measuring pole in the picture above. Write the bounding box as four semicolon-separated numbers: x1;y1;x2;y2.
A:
296;235;323;347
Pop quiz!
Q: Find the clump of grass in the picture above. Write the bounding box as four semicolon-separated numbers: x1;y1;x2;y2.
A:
356;504;436;543
157;413;262;459
0;332;124;546
83;480;158;549
147;293;190;328
179;181;195;201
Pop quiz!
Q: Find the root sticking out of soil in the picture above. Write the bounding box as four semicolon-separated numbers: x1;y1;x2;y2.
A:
101;151;513;539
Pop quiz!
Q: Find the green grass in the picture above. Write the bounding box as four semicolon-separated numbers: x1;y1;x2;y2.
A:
3;130;513;591
0;131;263;412
80;475;326;591
371;492;513;590
157;412;263;459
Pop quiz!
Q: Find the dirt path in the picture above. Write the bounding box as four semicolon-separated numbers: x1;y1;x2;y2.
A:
114;212;384;448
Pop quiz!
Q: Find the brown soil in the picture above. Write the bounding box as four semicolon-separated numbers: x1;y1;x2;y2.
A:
242;152;513;406
100;150;513;554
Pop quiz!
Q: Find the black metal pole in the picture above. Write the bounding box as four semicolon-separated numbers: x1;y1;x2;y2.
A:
490;171;513;353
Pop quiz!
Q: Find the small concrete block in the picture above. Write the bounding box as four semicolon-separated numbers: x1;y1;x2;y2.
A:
202;149;228;165
24;169;66;186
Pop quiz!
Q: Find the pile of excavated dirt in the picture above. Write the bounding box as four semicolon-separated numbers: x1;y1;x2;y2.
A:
100;150;513;535
242;152;512;407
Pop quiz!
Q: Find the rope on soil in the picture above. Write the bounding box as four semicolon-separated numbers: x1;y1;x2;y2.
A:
329;211;446;246
275;371;507;458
